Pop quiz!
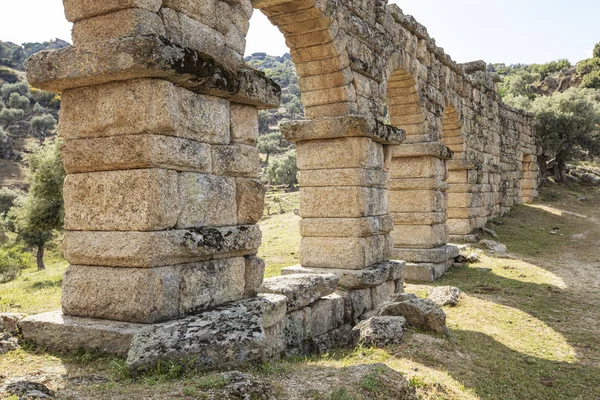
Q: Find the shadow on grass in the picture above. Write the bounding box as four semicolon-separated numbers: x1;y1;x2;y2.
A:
29;279;63;291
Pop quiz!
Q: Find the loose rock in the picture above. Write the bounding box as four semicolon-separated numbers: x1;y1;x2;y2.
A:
379;298;448;335
0;332;19;354
479;240;508;253
428;286;462;307
5;381;55;399
260;274;338;311
353;316;407;347
1;313;24;335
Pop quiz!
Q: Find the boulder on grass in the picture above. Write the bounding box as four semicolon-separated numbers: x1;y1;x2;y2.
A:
428;286;462;307
379;298;448;335
353;316;407;347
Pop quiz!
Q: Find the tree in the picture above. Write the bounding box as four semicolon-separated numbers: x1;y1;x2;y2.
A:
12;140;65;270
266;150;298;187
506;89;600;182
258;111;271;134
30;114;56;144
8;92;30;110
1;81;29;101
594;42;600;59
0;187;21;218
581;70;600;89
0;108;24;129
258;131;284;164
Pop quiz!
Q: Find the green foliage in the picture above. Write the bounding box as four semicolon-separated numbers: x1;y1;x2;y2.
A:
0;245;31;283
576;58;600;75
581;70;600;89
499;71;540;99
266;150;298;186
506;88;600;179
1;81;29;101
0;187;22;218
258;131;289;163
594;42;600;59
0;67;19;84
8;92;30;110
493;59;571;81
30;114;56;143
0;108;25;129
12;140;65;269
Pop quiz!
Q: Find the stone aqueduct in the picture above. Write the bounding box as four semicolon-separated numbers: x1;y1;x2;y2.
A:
20;0;539;368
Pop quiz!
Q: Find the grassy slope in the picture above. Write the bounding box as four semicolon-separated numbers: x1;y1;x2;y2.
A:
1;184;600;399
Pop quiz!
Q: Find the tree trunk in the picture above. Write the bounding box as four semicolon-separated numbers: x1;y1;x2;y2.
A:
538;153;548;181
36;244;45;271
554;152;568;183
265;153;270;165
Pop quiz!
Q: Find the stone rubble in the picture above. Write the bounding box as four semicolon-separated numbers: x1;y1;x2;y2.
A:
428;286;462;307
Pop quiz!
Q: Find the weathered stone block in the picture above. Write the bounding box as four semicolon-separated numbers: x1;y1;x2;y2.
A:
177;173;237;228
342;288;372;323
283;308;311;352
62;225;262;268
236;178;266;224
212;144;260;177
64;169;179;231
392;224;448;249
62;135;212;174
72;8;165;45
19;311;143;356
62;265;181;323
230;104;259;145
296;137;383;170
177;258;247;315
299;215;393;238
390;156;446;179
260;274;338;311
282;262;391;290
63;0;161;22
403;262;449;282
300;235;389;270
389;189;446;213
59;79;231;144
371;281;396;309
300;187;388;218
298;169;388;188
309;293;345;337
391;212;446;226
392;245;458;264
244;256;265;297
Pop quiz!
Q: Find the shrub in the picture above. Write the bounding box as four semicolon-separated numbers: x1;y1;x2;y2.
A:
576;58;600;75
581;70;600;89
0;245;31;283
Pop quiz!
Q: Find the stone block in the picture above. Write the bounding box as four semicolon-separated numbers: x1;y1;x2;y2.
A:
63;169;179;231
27;36;280;108
342;288;372;324
392;224;448;249
62;225;261;268
390;156;446;179
126;296;282;373
300;235;389;270
62;258;248;323
298;169;389;188
370;281;396;309
212;144;260;177
283;308;311;351
62;265;181;323
403;262;449;282
389;189;446;213
61;134;212;174
283;262;394;290
296;137;383;170
72;8;165;45
300;187;388;218
244;256;265;297
309;293;345;337
236;178;266;224
177;173;237;228
59;79;231;144
63;0;162;22
391;212;446;226
388;177;446;191
260;274;338;311
160;7;242;72
19;311;144;356
447;219;473;235
392;245;457;264
230;104;259;145
177;258;247;315
299;215;393;238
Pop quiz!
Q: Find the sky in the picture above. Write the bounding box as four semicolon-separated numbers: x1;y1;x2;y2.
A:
0;0;598;65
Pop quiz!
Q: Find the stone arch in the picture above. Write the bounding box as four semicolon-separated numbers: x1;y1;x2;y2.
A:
385;66;427;143
253;0;355;119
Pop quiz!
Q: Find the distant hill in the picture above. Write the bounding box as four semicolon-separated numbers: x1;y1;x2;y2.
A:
0;39;70;71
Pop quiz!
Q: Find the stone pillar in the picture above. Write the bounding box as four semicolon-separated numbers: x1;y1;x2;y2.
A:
389;143;459;281
25;0;280;324
281;116;405;293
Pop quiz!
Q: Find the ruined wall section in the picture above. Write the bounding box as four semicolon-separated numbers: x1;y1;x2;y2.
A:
326;0;538;241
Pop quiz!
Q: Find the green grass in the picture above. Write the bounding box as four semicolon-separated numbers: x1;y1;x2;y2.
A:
0;245;67;314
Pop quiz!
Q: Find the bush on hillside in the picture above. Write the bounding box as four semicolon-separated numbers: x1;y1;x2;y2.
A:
576;58;600;75
581;70;600;89
0;245;31;283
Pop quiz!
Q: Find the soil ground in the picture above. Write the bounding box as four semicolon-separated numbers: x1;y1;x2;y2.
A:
1;183;599;399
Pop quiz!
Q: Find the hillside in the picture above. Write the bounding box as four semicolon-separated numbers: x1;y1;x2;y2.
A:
0;40;66;187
